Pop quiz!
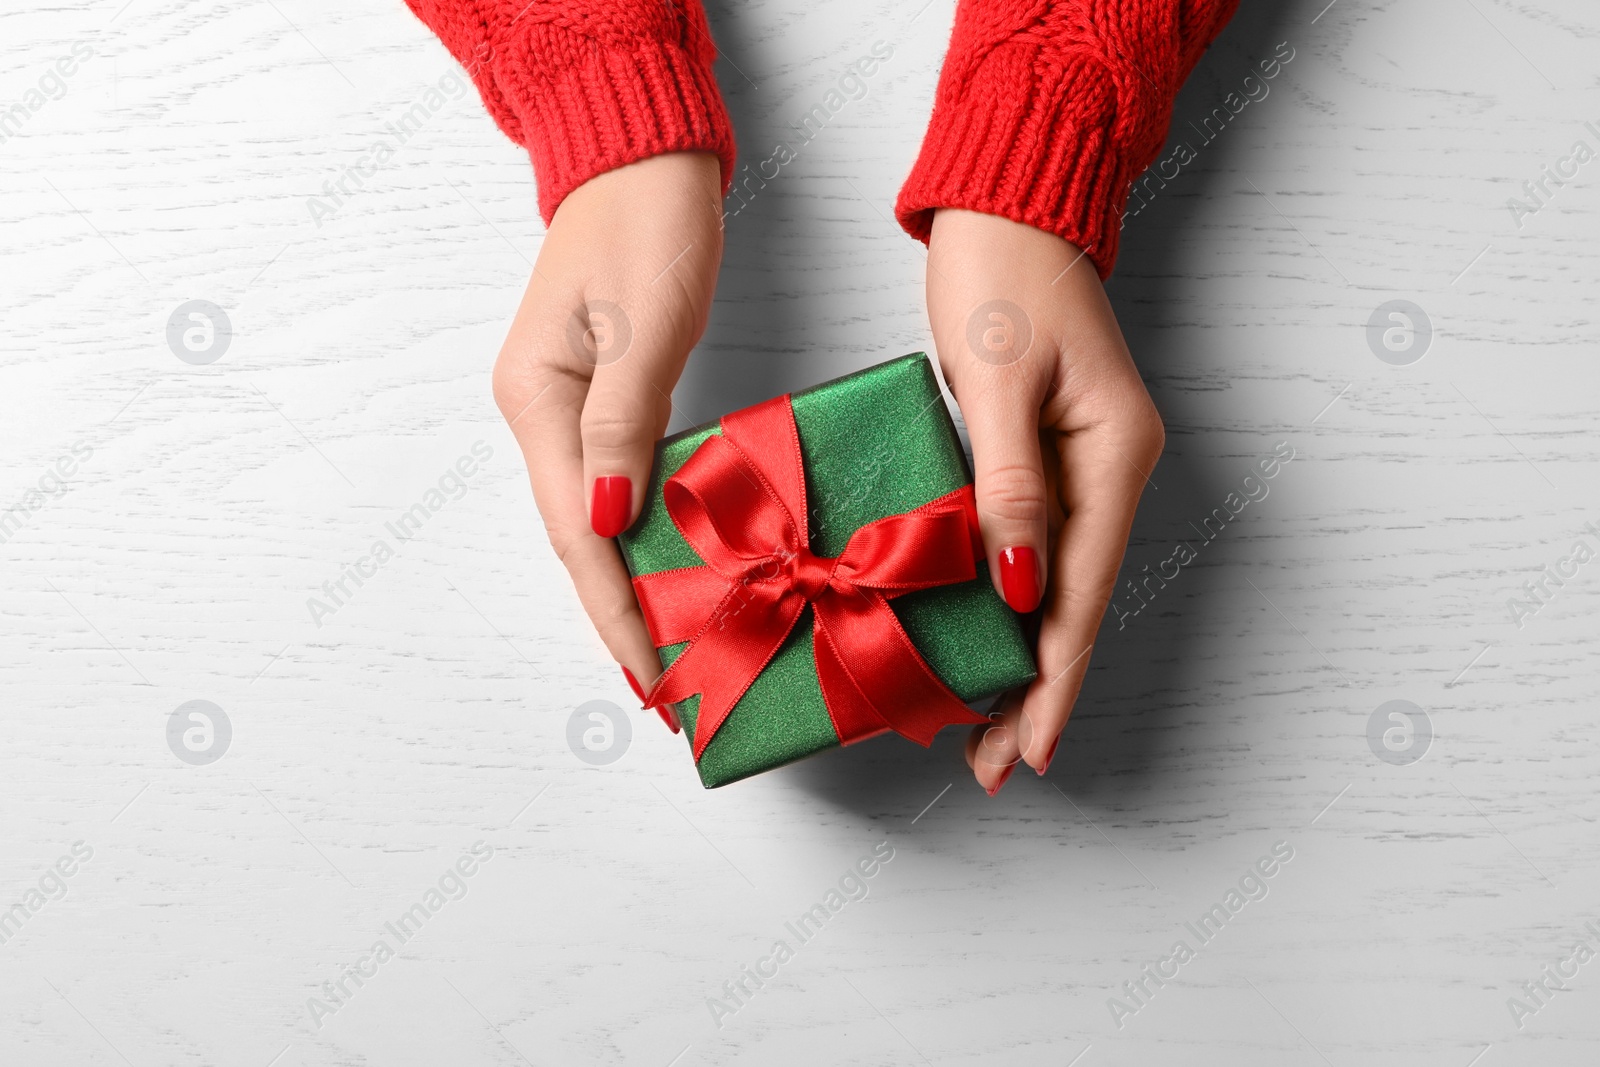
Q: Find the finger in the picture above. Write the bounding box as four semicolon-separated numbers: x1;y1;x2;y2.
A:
579;224;720;540
951;366;1051;615
1020;407;1163;773
493;344;675;730
578;316;675;538
967;692;1033;796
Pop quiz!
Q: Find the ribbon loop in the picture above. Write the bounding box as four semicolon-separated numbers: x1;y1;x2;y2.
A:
661;434;802;582
637;395;989;760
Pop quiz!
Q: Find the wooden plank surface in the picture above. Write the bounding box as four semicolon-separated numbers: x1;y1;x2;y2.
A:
3;0;1599;1064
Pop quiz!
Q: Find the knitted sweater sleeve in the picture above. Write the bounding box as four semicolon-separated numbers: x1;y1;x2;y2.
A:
895;0;1239;278
403;0;736;224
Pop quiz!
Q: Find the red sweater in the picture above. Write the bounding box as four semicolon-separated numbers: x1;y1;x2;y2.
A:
404;0;1237;278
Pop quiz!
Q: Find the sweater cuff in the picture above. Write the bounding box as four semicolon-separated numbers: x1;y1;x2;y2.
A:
895;47;1148;280
493;32;736;224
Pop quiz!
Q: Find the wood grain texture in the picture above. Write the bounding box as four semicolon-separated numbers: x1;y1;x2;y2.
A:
3;0;1600;1064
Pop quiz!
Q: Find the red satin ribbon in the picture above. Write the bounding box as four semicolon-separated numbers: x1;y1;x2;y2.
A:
635;394;989;760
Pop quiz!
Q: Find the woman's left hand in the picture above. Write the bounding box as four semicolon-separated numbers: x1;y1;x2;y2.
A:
924;209;1166;795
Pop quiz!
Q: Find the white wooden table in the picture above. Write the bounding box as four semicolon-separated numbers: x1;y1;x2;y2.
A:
4;1;1600;1064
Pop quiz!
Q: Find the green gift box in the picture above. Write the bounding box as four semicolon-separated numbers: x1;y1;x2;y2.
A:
618;353;1036;788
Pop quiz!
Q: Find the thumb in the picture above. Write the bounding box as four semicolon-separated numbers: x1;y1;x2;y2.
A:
959;384;1049;614
578;299;679;539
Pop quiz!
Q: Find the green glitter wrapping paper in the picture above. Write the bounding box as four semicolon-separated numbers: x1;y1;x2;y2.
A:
618;353;1036;788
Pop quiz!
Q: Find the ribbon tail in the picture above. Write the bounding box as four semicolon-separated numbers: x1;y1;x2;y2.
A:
813;595;987;748
647;588;809;760
811;621;890;746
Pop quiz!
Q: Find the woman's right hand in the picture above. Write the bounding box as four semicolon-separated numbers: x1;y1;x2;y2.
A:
491;151;725;727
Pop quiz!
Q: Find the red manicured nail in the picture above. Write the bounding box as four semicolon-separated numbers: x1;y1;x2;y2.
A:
986;762;1017;797
591;476;633;538
658;706;681;734
621;664;649;705
998;546;1040;613
1037;735;1060;776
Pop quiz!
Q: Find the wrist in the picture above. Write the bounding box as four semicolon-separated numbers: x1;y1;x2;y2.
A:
928;209;1094;299
556;151;725;235
930;208;1083;260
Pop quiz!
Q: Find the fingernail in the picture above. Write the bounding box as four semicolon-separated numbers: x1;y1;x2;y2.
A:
623;665;681;733
621;664;649;705
986;762;1017;797
591;476;633;538
1037;735;1060;776
998;546;1040;613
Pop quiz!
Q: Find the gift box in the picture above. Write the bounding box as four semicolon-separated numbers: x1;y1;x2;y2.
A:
618;353;1036;788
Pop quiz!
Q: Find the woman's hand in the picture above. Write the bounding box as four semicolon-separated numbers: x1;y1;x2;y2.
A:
924;209;1165;795
491;152;724;729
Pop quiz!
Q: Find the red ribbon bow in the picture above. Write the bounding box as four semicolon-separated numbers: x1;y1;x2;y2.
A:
635;394;989;759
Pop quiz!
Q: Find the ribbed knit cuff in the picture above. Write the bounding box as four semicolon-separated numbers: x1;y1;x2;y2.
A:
492;29;736;224
895;44;1149;280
